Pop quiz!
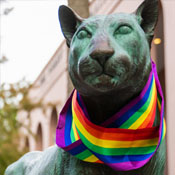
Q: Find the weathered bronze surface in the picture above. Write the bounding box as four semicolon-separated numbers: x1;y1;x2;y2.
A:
5;0;166;174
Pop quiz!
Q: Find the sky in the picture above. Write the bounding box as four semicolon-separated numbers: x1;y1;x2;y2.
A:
0;0;67;85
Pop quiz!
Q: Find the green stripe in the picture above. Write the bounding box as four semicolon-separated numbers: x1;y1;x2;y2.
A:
76;149;93;160
120;78;154;128
70;123;76;142
78;130;156;156
157;93;162;104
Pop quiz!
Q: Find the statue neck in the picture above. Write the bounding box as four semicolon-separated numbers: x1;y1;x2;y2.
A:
78;63;151;125
80;88;141;125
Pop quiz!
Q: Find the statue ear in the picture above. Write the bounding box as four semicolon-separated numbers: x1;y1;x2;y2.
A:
135;0;159;46
58;5;83;47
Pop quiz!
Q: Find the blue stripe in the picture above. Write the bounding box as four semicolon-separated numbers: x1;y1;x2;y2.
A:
77;92;83;111
109;75;154;128
92;151;154;163
68;143;87;155
65;103;73;146
77;92;89;118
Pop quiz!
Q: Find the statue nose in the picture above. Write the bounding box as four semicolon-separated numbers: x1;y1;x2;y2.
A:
90;49;114;66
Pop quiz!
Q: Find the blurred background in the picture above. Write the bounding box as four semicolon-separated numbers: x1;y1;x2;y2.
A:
0;0;175;174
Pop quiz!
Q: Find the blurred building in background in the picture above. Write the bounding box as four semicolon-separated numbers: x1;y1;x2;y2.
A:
18;1;175;175
18;42;68;150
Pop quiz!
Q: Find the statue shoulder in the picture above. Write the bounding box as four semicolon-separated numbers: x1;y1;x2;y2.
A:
5;145;64;175
5;151;42;175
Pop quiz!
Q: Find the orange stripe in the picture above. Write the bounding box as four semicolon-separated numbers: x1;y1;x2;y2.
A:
146;103;157;128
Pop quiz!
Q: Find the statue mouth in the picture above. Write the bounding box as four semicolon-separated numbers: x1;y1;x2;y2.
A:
97;73;113;79
98;73;110;79
95;73;116;87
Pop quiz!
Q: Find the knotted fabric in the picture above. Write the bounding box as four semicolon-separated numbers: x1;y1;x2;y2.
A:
56;61;166;171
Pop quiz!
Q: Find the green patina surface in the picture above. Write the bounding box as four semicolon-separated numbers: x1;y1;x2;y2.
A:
5;0;166;174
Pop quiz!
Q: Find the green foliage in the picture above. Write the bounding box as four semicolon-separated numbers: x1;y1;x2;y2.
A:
0;79;42;174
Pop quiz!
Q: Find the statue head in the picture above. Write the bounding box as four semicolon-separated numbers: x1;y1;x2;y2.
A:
58;0;159;96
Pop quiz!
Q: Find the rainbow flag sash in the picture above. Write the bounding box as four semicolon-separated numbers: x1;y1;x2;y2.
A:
56;61;166;171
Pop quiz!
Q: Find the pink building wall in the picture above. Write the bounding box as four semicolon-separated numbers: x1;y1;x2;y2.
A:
162;2;175;175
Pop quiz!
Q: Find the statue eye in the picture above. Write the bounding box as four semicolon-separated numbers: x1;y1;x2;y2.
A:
77;29;91;39
115;25;132;35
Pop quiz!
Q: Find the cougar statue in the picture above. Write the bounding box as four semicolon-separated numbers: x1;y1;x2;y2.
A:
5;0;166;174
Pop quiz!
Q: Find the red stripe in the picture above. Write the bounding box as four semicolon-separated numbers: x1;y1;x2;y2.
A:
146;102;157;128
95;160;103;163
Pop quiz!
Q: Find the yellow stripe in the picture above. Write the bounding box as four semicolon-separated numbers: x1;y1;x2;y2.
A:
163;119;166;139
84;154;99;162
72;108;158;148
129;79;156;129
72;120;79;141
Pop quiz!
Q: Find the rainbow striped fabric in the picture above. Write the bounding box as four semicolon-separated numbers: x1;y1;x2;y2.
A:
56;61;166;171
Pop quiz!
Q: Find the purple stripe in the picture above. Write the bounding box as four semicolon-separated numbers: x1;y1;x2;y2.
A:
56;90;75;148
106;157;150;171
101;70;153;127
151;61;164;148
64;140;82;151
